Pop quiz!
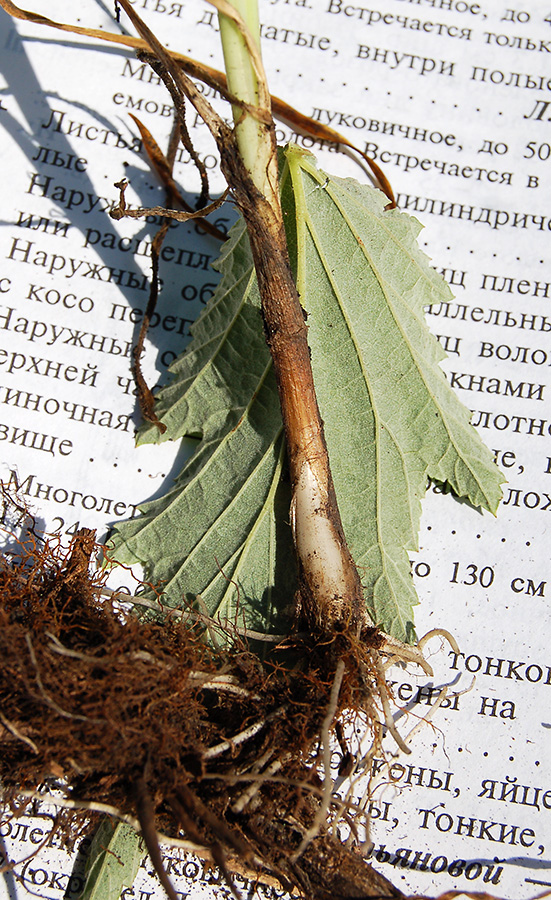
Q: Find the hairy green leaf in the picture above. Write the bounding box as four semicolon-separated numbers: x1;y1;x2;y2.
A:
78;819;144;900
111;146;503;641
111;221;294;635
280;146;503;638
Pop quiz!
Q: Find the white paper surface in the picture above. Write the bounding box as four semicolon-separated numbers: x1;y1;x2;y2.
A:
0;1;550;897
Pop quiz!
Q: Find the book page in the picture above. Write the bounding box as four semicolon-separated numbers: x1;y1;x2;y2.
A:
0;1;549;898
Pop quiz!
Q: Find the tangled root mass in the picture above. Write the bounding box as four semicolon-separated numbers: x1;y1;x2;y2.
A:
0;487;413;899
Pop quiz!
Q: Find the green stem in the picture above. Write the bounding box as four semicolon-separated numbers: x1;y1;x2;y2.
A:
217;0;274;198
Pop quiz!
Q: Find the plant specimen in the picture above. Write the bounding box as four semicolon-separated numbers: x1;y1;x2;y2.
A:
0;2;504;898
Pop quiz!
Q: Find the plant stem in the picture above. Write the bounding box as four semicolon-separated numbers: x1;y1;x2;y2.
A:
216;0;277;203
216;0;368;632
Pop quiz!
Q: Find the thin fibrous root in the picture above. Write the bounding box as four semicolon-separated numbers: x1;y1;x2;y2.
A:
396;686;449;745
0;714;38;754
0;814;62;876
417;627;460;656
25;634;101;725
44;631;255;699
136;779;181;900
231;753;288;814
374;655;411;754
292;659;346;861
202;706;287;761
378;633;434;676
